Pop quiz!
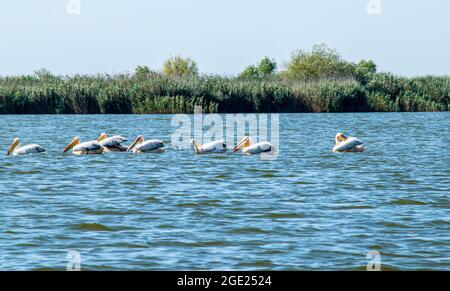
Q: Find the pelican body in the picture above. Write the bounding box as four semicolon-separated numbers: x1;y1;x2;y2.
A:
7;138;45;156
232;136;275;155
127;135;165;153
98;133;128;152
332;133;365;152
63;137;104;155
191;139;226;154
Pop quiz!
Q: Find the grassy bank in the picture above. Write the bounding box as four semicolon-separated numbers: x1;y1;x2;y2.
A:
0;72;448;114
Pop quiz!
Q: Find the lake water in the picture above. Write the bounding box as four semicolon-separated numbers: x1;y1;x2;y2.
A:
0;113;449;270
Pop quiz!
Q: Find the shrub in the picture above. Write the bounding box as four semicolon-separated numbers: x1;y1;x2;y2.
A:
283;44;356;81
163;56;199;77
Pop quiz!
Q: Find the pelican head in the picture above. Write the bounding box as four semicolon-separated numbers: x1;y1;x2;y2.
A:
7;138;20;156
335;133;347;144
98;132;108;142
127;135;144;152
63;136;81;153
191;139;200;152
232;136;253;152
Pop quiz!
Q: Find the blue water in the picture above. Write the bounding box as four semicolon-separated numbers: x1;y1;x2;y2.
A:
0;113;449;270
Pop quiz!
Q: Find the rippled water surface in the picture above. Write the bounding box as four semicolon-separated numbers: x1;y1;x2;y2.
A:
0;113;449;270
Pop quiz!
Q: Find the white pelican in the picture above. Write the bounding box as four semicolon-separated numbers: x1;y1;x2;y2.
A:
6;138;45;156
97;133;128;152
63;136;104;155
127;135;165;153
232;136;275;155
332;133;365;152
191;139;227;154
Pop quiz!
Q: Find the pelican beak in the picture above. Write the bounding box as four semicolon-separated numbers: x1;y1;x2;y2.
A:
191;139;201;153
7;138;20;156
63;137;80;153
127;135;143;152
233;137;250;152
98;133;107;142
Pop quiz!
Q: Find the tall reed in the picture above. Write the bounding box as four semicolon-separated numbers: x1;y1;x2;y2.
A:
0;72;448;114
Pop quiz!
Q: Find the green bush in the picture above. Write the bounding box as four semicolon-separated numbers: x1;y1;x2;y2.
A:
355;60;377;84
283;44;356;81
163;56;199;77
239;57;278;80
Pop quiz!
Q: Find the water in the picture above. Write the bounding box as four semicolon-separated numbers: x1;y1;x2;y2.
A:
0;113;449;270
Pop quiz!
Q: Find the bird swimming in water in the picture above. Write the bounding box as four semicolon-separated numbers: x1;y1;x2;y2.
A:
6;138;46;156
97;133;128;152
127;135;165;153
332;133;365;152
191;139;227;154
232;136;275;155
63;136;104;155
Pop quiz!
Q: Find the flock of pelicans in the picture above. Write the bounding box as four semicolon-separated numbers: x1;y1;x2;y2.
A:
6;133;365;156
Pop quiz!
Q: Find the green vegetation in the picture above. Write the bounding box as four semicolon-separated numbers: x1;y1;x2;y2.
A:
162;56;198;77
0;47;448;114
239;57;277;80
282;44;355;81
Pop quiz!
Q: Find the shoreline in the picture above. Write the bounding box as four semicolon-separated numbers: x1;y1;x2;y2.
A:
1;111;449;115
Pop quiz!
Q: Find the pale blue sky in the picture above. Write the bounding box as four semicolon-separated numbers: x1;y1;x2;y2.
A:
0;0;448;76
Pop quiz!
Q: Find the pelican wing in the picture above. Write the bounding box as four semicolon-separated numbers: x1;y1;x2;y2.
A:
243;142;273;155
100;136;127;148
14;144;45;155
333;137;363;152
74;141;103;152
201;140;226;153
137;139;164;152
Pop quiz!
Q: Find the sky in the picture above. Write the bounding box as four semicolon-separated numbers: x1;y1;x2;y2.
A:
0;0;448;76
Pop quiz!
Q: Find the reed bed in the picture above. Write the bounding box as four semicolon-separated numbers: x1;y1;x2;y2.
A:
0;72;448;114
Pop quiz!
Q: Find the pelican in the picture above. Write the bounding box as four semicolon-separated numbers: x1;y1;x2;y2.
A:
127;135;165;153
232;136;275;155
332;133;365;152
63;136;104;155
97;133;128;152
191;139;227;154
6;138;45;156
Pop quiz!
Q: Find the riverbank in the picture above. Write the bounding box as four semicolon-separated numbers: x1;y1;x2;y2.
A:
0;72;448;114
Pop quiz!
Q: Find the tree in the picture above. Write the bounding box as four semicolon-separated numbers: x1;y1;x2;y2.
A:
283;44;355;81
239;57;277;79
134;65;151;80
163;56;198;77
239;65;260;79
258;57;277;77
355;60;377;84
356;60;376;75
